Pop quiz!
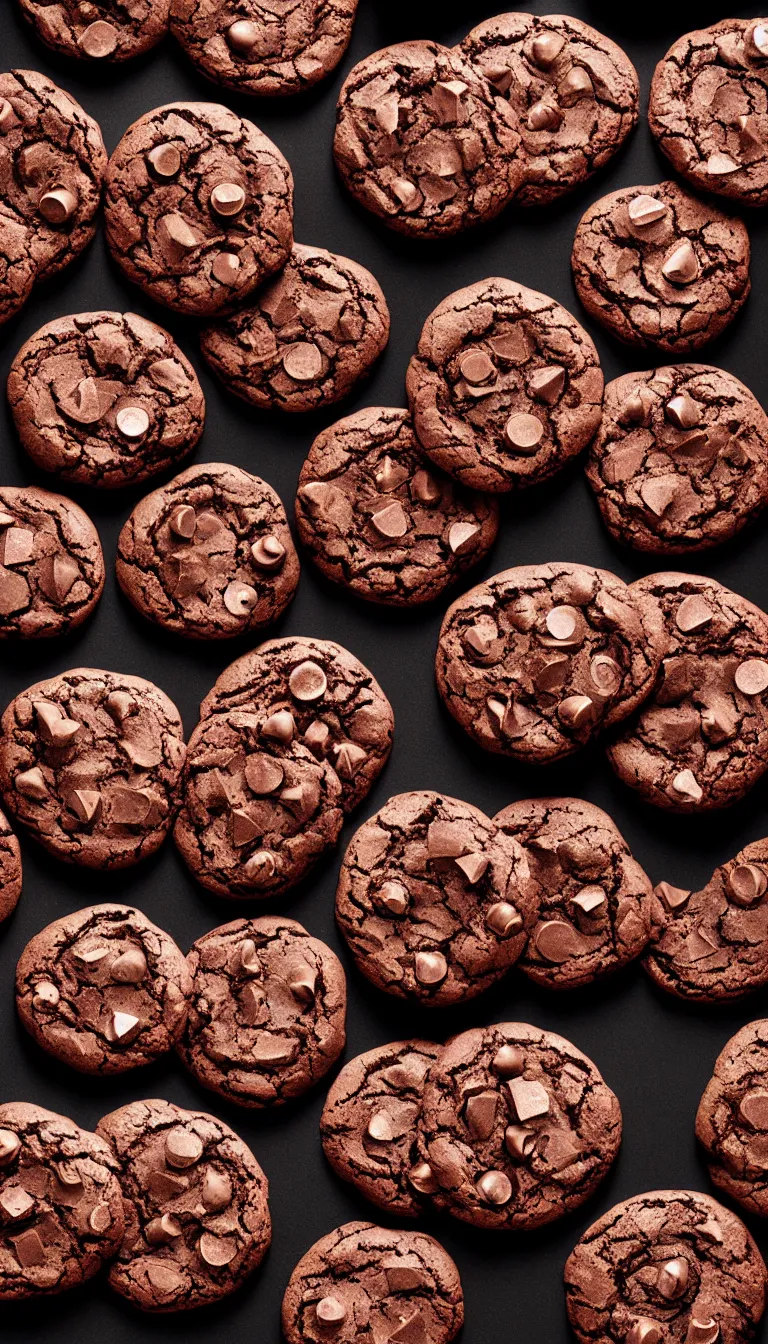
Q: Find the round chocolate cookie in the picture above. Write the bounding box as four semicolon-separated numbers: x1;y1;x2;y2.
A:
406;278;604;493
282;1221;464;1344
174;706;343;897
0;668;186;869
320;1040;440;1218
177;915;346;1107
644;839;768;1003
494;797;653;990
96;1098;271;1312
295;407;499;605
18;0;170;61
200;244;389;414
564;1189;768;1344
0;486;104;638
607;573;768;811
198;636;394;813
116;463;299;640
587;365;768;555
333;40;522;239
697;1021;768;1217
650;20;768;209
105;102;293;317
572;180;751;354
16;904;192;1074
335;791;536;1007
170;0;358;97
459;13;639;207
8;312;205;491
417;1023;621;1230
0;1100;124;1301
0;203;39;327
436;562;663;764
0;807;21;923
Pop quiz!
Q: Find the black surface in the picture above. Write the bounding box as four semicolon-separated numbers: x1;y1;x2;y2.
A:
2;3;768;1341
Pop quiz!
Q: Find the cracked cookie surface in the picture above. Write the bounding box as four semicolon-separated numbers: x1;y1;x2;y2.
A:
572;180;751;354
697;1020;768;1216
436;562;663;764
0;486;104;638
418;1022;621;1230
97;1098;271;1312
460;12;638;207
0;807;21;923
18;0;170;61
105;101;293;317
16;904;192;1074
295;406;499;605
0;203;39;326
178;915;346;1107
0;668;186;869
607;573;768;812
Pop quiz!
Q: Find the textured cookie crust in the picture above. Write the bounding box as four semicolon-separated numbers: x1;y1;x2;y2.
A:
281;1221;464;1344
650;20;768;208
295;407;499;605
201;244;389;413
105;102;294;317
16;904;192;1075
97;1098;271;1312
436;562;663;764
460;12;639;206
564;1189;768;1344
0;668;186;869
0;807;21;923
171;0;358;97
418;1023;621;1230
587;365;768;554
0;203;38;326
335;790;536;1007
320;1039;440;1218
697;1021;768;1216
333;40;522;238
199;636;394;813
18;0;171;61
494;797;653;989
0;1100;124;1302
0;486;104;639
178;915;346;1107
116;463;299;640
9;312;205;490
608;573;768;812
572;180;751;353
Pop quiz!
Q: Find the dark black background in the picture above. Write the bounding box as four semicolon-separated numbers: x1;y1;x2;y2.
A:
2;2;768;1340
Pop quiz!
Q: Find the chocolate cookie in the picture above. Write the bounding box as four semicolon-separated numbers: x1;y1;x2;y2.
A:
644;839;768;1003
0;808;21;923
335;791;536;1007
417;1023;621;1230
116;463;299;640
281;1221;463;1344
436;562;663;764
16;904;192;1074
697;1021;768;1216
406;278;604;493
200;244;389;414
460;13;639;207
170;0;358;97
0;668;186;869
564;1189;768;1344
494;797;653;989
0;203;39;327
18;1;170;61
174;706;343;897
607;573;768;811
333;40;522;239
586;365;768;555
295;407;499;605
0;1100;124;1301
198;636;394;813
0;486;104;638
105;102;293;317
96;1098;271;1312
177;916;346;1107
8;312;205;491
320;1040;440;1218
572;181;751;354
650;20;768;209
